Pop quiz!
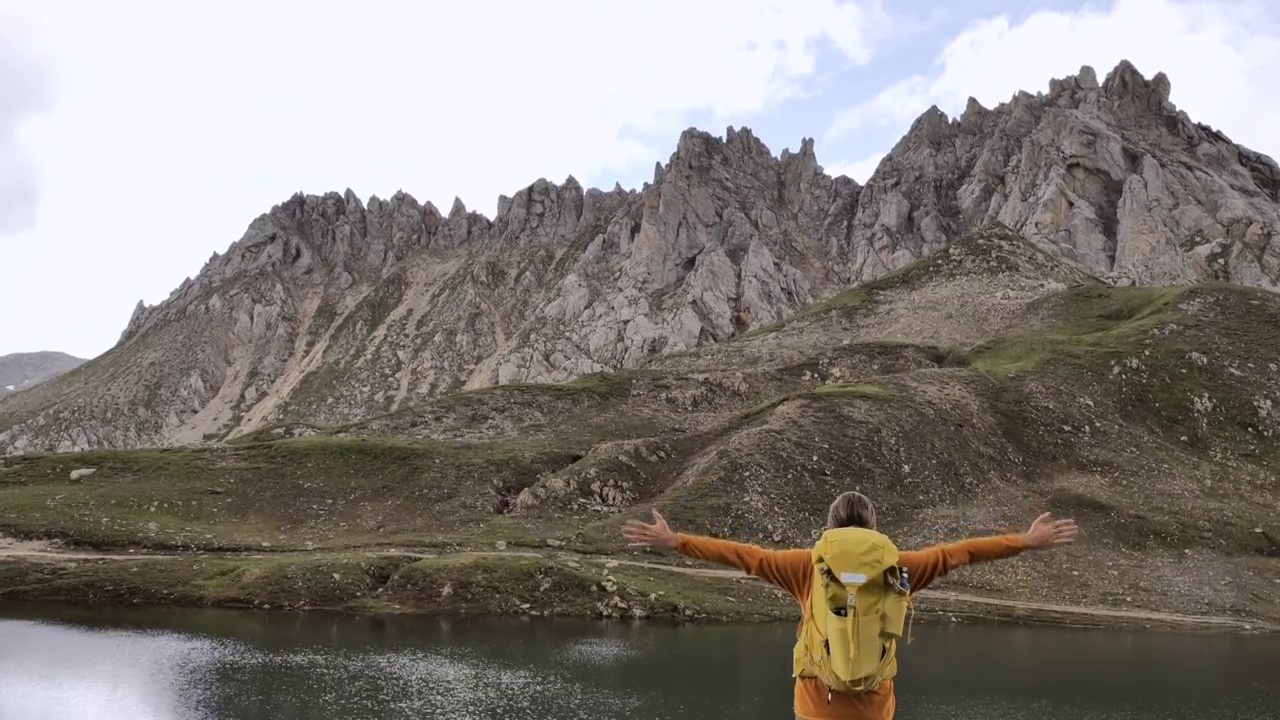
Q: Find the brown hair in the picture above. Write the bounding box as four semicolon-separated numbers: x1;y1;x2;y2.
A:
827;491;876;530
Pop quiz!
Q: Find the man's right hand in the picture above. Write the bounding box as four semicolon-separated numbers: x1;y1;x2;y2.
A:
622;509;678;549
1023;512;1079;549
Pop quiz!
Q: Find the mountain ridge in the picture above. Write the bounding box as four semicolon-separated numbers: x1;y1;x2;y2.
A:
1;59;1278;455
1;221;1276;626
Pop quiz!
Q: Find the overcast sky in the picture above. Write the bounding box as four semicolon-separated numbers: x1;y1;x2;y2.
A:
2;0;1278;360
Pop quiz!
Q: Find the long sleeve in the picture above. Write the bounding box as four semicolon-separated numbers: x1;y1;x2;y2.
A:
675;533;813;601
899;533;1028;592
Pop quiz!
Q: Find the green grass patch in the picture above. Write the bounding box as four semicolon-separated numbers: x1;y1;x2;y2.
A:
560;372;627;395
225;423;332;446
970;286;1186;374
0;552;795;621
802;383;899;399
798;288;871;318
302;300;339;356
730;382;899;427
735;255;939;341
0;436;580;551
438;371;628;400
737;289;870;340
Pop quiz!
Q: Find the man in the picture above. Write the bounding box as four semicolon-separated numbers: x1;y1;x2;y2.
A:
622;490;1079;720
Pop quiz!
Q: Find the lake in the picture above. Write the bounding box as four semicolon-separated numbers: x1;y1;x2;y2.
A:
1;604;1277;719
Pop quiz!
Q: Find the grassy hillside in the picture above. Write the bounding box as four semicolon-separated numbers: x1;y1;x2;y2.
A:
3;227;1277;627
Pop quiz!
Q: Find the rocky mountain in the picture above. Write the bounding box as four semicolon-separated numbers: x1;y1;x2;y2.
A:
3;225;1277;625
0;352;85;397
1;59;1277;455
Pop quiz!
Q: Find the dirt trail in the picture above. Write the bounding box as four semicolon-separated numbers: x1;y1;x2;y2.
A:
596;557;1276;631
0;536;134;562
2;536;1273;632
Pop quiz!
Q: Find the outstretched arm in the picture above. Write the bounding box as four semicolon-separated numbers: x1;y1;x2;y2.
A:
622;510;812;600
901;512;1078;592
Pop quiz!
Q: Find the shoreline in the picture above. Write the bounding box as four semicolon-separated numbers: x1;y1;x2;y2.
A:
1;541;1274;635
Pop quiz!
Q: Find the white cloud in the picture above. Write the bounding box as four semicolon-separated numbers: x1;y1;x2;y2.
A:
826;0;1280;162
0;0;888;358
827;77;928;141
824;151;886;184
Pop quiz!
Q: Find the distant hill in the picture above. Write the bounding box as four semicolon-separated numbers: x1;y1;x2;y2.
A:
0;352;85;397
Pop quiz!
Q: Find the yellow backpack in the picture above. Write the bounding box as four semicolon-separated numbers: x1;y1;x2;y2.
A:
792;526;912;695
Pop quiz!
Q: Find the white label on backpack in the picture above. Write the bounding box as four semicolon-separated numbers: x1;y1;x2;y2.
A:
839;572;868;585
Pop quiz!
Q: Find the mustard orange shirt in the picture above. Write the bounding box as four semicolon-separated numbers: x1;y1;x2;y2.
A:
675;531;1028;719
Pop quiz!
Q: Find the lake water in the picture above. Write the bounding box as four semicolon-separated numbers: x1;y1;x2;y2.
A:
0;604;1277;719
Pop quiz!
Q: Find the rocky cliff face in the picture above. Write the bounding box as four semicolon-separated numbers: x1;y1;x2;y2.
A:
852;61;1279;291
1;60;1277;454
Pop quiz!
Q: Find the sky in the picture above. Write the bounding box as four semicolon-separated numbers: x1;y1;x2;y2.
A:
2;0;1278;360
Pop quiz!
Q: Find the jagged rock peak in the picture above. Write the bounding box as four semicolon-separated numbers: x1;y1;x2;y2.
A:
1102;59;1163;97
673;126;770;164
119;299;151;343
1047;64;1102;98
899;105;953;146
1036;59;1173;115
448;197;467;219
1092;59;1173;116
779;136;817;163
1076;64;1100;89
779;136;824;182
494;176;588;233
364;190;422;222
342;188;364;211
665;125;836;180
724;125;768;153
